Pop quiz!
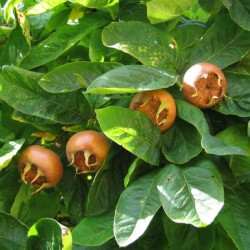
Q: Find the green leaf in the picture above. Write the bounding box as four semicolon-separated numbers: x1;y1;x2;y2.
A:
215;71;250;117
89;29;109;62
72;210;114;246
190;15;250;69
220;0;250;31
96;106;162;166
114;171;161;247
25;0;68;15
0;23;30;67
146;0;197;24
162;213;215;250
214;224;238;250
17;190;61;227
102;21;175;67
74;0;111;8
27;218;62;250
216;124;250;182
0;166;21;212
0;211;29;250
162;119;202;164
170;22;207;73
0;66;91;125
85;151;127;216
157;159;224;227
0;139;25;171
218;188;250;250
201;134;247;156
39;61;121;93
87;65;178;94
0;124;14;143
20;14;110;70
175;99;210;135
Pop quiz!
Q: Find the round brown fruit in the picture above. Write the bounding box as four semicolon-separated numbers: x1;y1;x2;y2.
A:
182;63;227;109
66;130;109;174
129;89;176;132
18;145;63;194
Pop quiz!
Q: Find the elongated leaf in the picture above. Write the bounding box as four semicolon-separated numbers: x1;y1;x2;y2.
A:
96;106;162;166
220;0;250;31
215;71;250;117
162;213;215;250
39;61;121;93
0;166;21;212
102;21;175;67
218;188;250;250
114;171;161;247
73;210;114;246
0;66;91;125
162;119;202;164
25;0;68;15
157;159;224;227
27;218;62;250
20;14;110;69
201;134;247;156
0;23;30;67
190;15;250;69
216;124;250;182
146;0;197;24
0;139;25;171
175;99;210;135
0;211;29;250
87;65;177;94
85;150;127;216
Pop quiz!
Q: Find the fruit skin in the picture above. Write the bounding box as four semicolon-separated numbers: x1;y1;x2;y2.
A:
66;130;109;173
18;145;63;193
182;62;227;109
129;89;176;132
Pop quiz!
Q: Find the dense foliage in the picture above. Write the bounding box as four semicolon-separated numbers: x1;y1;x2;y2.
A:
0;0;250;249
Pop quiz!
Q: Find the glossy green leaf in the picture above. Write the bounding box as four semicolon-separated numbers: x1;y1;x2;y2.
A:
218;188;250;250
216;124;250;182
146;0;197;24
25;0;68;15
162;213;215;250
170;22;207;73
89;29;108;62
87;65;178;94
215;71;250;117
20;14;110;69
16;190;61;227
27;218;62;250
85;152;127;216
220;0;250;31
0;66;91;125
102;21;175;67
0;23;30;67
39;61;121;93
201;134;247;156
190;15;250;69
157;159;224;227
0;211;29;250
0;139;25;171
74;0;111;8
72;210;114;246
96;106;162;166
162;119;202;164
175;99;210;135
114;171;161;247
